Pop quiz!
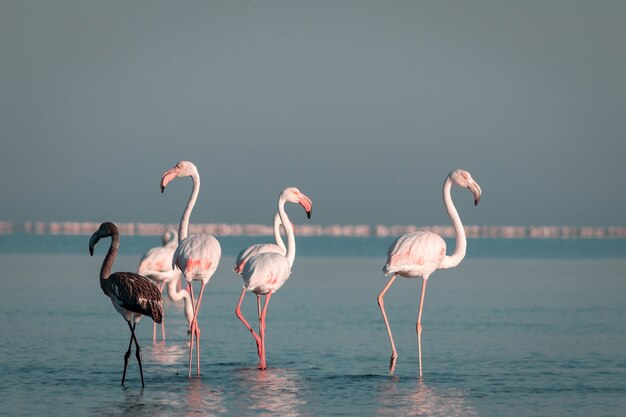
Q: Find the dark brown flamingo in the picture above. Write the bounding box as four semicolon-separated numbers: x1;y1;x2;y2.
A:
89;222;164;387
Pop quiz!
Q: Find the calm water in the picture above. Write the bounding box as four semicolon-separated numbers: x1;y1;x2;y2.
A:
1;236;625;416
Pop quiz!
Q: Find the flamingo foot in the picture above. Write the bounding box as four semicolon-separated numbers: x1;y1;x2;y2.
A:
389;352;398;375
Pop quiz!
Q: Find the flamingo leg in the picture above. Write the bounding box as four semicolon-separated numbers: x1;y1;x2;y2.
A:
417;277;428;378
122;321;135;386
235;288;262;363
154;281;166;342
187;282;196;377
377;274;398;375
160;281;166;341
188;281;206;377
130;322;145;387
259;291;272;370
257;294;263;360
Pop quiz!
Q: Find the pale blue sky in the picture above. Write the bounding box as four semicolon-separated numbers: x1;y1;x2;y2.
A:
1;1;625;227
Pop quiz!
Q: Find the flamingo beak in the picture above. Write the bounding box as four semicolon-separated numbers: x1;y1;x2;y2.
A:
160;167;179;193
469;181;482;206
88;233;100;256
298;194;313;219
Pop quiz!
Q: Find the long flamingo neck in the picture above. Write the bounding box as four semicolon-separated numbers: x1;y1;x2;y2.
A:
440;177;466;269
272;211;286;252
100;233;119;282
166;279;194;324
179;172;199;242
277;196;295;267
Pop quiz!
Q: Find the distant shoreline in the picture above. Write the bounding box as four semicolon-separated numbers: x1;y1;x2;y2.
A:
0;221;624;239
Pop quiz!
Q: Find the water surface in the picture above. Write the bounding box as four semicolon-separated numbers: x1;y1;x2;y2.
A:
0;237;625;416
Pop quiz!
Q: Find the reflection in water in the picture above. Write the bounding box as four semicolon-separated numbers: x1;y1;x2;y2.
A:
377;379;476;417
236;368;306;417
184;378;226;417
151;341;188;365
116;389;146;417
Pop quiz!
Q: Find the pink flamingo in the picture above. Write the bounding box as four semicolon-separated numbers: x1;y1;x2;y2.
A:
234;206;310;273
234;212;286;274
236;187;312;369
379;169;482;376
89;222;164;387
161;161;222;377
137;228;182;341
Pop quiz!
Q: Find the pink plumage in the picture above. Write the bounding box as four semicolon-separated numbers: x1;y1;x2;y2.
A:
235;187;312;369
161;161;222;377
378;169;482;376
137;228;182;341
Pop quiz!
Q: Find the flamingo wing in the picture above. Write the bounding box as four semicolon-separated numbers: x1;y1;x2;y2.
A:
138;245;177;274
241;252;291;294
383;231;446;277
173;234;222;280
234;243;285;273
104;272;164;323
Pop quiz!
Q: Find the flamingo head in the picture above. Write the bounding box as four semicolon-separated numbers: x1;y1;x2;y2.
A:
89;222;118;255
160;161;198;193
161;228;178;246
450;169;482;206
282;187;313;219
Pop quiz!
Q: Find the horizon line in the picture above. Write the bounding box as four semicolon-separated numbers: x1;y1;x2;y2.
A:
0;221;624;239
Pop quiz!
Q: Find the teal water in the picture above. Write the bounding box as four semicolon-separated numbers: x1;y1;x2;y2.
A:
2;234;626;258
0;236;625;416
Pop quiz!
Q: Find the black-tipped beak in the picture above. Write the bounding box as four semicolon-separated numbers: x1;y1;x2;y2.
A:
161;184;165;193
468;182;482;206
306;210;312;219
88;234;99;256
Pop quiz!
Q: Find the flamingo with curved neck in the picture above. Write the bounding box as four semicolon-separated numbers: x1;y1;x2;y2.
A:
236;187;312;369
161;160;222;377
378;169;482;376
89;221;164;386
138;228;182;341
235;204;310;273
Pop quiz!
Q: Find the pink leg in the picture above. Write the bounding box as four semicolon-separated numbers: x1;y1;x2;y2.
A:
235;288;262;363
257;294;263;361
154;281;166;342
259;291;272;370
160;281;166;340
187;282;197;377
186;282;200;338
188;281;206;377
377;275;398;374
417;277;428;378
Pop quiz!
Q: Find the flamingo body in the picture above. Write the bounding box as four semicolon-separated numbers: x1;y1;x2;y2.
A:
383;231;446;278
138;229;182;340
242;252;291;295
103;272;164;324
235;243;284;274
234;212;289;274
138;240;178;277
174;234;222;282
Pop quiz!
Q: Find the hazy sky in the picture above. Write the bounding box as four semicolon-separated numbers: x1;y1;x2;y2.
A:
1;1;625;227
